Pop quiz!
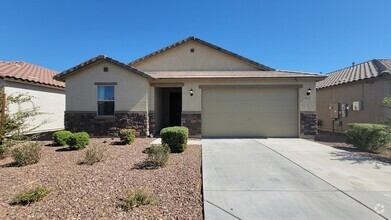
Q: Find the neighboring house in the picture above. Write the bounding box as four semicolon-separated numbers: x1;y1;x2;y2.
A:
54;36;325;138
316;59;391;133
0;61;65;134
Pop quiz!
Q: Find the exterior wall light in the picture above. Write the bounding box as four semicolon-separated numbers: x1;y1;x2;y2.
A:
190;89;194;96
306;88;311;96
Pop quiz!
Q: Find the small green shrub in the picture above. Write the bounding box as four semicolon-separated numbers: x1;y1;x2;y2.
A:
160;126;189;153
11;186;50;205
146;145;170;167
119;188;156;211
52;130;73;146
81;144;107;165
67;132;90;150
11;142;42;166
346;123;391;153
119;129;136;145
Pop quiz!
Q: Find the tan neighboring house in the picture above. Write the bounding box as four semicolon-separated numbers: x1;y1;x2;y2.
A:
54;36;325;138
0;61;65;133
316;59;391;133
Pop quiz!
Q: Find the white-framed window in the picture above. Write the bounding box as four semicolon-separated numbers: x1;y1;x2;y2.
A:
97;85;115;116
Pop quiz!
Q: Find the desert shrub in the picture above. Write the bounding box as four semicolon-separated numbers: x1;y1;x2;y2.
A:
119;188;156;211
10;186;50;205
67;132;90;150
81;144;107;165
11;142;42;166
346;123;391;153
52;130;73;146
160;126;189;153
145;144;170;167
119;129;136;145
0;144;9;158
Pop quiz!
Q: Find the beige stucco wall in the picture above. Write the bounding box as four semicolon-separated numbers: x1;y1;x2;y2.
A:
65;61;149;112
2;79;65;133
133;41;260;71
168;78;317;112
317;77;389;132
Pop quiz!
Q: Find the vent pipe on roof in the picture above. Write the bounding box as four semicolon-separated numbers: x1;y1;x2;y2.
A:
352;62;355;66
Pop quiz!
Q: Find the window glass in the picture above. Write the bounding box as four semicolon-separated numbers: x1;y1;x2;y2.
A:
97;85;115;115
97;86;114;100
98;101;114;115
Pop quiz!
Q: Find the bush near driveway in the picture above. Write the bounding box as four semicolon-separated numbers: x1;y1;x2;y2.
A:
160;126;189;153
11;142;42;166
52;130;73;146
119;129;136;145
10;186;50;206
67;132;90;150
346;123;391;153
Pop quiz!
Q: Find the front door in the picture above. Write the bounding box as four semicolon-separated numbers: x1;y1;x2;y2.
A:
169;92;182;126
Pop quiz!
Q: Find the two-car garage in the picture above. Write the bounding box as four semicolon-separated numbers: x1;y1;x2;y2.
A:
201;86;299;137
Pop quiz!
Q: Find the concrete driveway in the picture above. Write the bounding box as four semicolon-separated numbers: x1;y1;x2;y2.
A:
202;139;391;220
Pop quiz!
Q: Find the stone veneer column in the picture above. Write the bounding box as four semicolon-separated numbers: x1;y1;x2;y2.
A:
181;112;201;136
148;112;155;136
64;111;148;137
300;112;318;136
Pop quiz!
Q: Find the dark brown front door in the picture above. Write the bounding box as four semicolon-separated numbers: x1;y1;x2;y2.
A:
169;92;182;126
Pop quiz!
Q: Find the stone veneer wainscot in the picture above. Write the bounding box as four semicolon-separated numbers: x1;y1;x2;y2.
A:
64;111;149;137
181;112;201;136
300;112;318;135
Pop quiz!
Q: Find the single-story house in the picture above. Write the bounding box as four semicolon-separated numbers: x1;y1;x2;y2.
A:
54;36;325;138
316;59;391;132
0;61;65;134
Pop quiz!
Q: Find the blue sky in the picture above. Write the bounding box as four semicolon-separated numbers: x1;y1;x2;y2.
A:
0;0;390;74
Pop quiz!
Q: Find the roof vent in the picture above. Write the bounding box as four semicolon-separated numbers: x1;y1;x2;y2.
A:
352;62;355;66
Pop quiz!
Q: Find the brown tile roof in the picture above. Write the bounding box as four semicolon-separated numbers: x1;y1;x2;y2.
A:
54;55;152;81
0;61;64;88
146;70;325;79
316;59;391;89
55;55;324;80
129;36;275;71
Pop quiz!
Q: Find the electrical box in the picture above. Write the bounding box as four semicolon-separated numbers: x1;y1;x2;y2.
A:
330;103;340;119
353;101;362;111
341;104;347;118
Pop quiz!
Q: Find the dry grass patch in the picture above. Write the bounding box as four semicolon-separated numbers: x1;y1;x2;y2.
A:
10;186;50;206
11;142;42;166
80;144;107;165
118;188;157;211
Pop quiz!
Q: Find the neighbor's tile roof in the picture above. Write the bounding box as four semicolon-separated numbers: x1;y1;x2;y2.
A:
316;59;391;89
54;55;152;81
0;61;64;88
129;36;275;71
146;70;326;79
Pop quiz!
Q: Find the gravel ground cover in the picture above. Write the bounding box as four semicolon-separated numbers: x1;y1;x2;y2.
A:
313;130;391;164
0;138;202;219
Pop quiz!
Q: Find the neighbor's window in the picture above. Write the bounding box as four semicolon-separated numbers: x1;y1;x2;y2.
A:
97;85;114;115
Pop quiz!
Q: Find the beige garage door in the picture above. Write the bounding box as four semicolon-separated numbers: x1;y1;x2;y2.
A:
202;87;298;137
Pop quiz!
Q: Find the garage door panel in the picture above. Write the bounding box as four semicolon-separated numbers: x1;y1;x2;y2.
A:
202;88;298;137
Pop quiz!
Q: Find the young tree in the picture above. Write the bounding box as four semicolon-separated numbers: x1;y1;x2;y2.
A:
0;86;47;158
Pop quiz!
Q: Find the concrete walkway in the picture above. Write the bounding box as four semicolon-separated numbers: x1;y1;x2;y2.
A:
202;139;391;220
